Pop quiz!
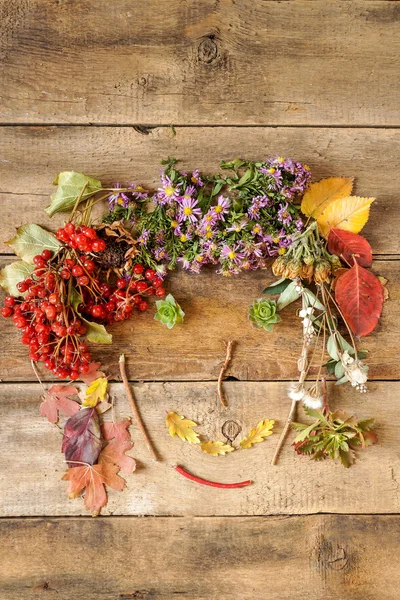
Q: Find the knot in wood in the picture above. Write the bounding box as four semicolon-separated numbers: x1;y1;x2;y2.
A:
198;37;219;64
222;420;241;442
314;539;349;573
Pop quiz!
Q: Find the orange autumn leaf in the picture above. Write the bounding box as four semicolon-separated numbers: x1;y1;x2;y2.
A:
98;439;136;474
62;463;125;516
317;196;375;238
40;384;80;424
301;177;354;219
102;418;131;442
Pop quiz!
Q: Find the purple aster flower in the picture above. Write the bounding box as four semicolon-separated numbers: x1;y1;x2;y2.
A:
220;244;246;265
108;183;130;210
179;197;202;223
156;173;180;205
201;210;218;228
138;229;150;246
277;202;293;226
226;217;249;233
251;223;263;236
213;196;230;221
295;217;304;231
177;256;191;270
179;185;196;201
191;169;204;187
153;246;170;261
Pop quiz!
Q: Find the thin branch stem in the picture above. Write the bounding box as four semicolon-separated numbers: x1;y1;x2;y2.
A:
31;360;46;393
119;354;159;461
217;340;235;408
271;398;297;466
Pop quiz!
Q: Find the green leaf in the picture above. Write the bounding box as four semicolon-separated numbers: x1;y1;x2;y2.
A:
327;335;340;361
0;261;34;296
263;278;291;296
294;422;318;443
70;287;112;344
83;318;112;344
302;288;326;311
5;224;61;263
276;281;301;311
46;171;102;217
335;375;349;386
334;361;345;379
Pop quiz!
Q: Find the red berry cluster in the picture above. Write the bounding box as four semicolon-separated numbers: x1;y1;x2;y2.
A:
56;222;106;254
1;222;167;380
80;264;166;324
1;249;90;380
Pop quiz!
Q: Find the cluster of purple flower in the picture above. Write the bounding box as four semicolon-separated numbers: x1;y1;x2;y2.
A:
108;157;311;276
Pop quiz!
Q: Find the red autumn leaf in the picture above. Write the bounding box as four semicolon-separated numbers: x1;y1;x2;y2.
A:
62;407;103;467
40;385;80;424
102;418;131;442
335;263;384;337
327;228;372;268
99;439;136;474
79;362;105;385
62;463;125;516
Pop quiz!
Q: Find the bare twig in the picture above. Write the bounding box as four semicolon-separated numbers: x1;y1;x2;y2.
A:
271;398;298;466
217;340;235;408
119;354;159;461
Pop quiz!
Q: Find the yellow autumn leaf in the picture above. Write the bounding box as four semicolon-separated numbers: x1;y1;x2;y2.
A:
166;412;200;444
200;440;235;456
301;177;354;219
240;419;275;449
82;377;108;408
317;195;375;238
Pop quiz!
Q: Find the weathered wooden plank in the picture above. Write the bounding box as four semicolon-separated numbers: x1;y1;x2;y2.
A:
0;256;397;382
1;1;399;126
0;381;398;516
1;515;399;599
0;126;398;254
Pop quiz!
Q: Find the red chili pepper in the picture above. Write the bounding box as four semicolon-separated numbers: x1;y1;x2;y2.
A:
173;465;251;488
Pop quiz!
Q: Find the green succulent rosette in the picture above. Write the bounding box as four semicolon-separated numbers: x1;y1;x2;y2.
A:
154;294;185;329
249;298;280;332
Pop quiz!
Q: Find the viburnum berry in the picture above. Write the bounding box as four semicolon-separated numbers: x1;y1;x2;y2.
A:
83;259;95;272
92;239;106;252
77;275;90;286
136;281;148;293
155;287;166;297
64;222;75;236
152;277;163;289
138;300;149;312
91;305;106;319
4;296;15;307
1;307;13;318
133;264;144;275
116;278;126;289
145;269;156;281
41;249;53;261
72;265;84;277
17;281;28;293
60;269;71;280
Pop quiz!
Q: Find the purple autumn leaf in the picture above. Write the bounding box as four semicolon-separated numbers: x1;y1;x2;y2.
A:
62;407;103;467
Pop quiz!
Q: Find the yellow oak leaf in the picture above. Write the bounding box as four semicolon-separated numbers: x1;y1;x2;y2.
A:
82;377;108;408
301;177;354;219
200;440;235;456
317;196;375;238
240;419;275;449
166;412;200;444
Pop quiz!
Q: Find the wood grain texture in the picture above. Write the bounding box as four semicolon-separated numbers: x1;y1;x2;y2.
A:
1;126;399;255
1;1;399;125
0;257;396;382
1;515;400;599
1;381;398;517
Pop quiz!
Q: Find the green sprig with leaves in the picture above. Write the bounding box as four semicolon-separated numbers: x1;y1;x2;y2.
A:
292;407;378;467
